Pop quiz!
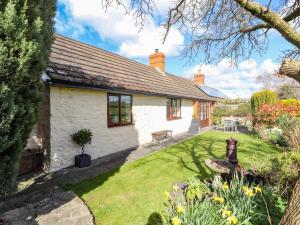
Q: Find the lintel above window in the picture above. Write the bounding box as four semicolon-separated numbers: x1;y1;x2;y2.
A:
167;98;181;120
107;93;132;127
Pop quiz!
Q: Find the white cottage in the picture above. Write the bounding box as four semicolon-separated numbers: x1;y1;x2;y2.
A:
29;34;227;172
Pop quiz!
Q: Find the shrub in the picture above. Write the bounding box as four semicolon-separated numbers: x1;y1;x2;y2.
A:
256;127;287;147
162;174;285;225
277;114;300;150
255;151;300;198
252;100;300;129
71;129;93;155
250;90;277;115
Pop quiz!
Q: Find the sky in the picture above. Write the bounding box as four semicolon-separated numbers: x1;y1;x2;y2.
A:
55;0;296;99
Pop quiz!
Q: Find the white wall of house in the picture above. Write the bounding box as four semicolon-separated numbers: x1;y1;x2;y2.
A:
49;86;195;171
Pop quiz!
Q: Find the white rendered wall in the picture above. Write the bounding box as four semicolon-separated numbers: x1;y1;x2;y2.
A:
49;87;195;171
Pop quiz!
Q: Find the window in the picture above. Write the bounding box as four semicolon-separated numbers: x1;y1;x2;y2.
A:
107;93;132;127
200;102;209;120
167;98;181;120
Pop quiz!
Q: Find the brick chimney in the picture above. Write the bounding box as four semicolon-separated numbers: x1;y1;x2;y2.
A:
149;49;165;72
194;70;205;85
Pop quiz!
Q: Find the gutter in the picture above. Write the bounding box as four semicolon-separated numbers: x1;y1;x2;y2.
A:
46;75;215;102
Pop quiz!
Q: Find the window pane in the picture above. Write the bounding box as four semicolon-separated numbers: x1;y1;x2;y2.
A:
172;99;177;117
177;99;181;117
200;103;204;120
120;95;132;123
108;95;120;124
167;98;172;119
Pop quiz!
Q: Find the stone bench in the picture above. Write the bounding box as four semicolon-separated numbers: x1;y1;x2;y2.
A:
151;130;173;142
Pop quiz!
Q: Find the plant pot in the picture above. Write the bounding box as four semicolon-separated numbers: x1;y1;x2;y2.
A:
75;154;91;168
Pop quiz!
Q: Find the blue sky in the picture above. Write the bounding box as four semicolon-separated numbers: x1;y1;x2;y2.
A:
55;0;295;98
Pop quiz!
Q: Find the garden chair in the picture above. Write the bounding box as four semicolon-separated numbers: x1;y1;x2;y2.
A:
224;120;238;132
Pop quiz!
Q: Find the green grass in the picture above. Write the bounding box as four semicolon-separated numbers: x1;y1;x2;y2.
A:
66;130;281;225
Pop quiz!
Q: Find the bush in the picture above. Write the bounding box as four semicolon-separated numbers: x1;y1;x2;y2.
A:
252;100;300;129
255;151;300;198
250;90;277;115
71;129;93;155
256;127;287;147
162;174;285;225
277;114;300;150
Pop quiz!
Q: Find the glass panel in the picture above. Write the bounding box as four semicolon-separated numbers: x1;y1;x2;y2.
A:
167;98;171;119
172;99;177;117
108;95;120;124
177;99;181;117
200;103;204;120
120;95;132;123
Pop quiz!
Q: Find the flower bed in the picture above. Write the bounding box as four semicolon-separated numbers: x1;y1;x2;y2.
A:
162;174;285;225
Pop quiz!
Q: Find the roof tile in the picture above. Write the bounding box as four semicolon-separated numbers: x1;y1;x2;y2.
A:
47;34;216;101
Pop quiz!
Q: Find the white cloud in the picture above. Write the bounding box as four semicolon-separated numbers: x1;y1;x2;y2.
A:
55;4;85;38
119;25;184;57
57;0;184;58
184;58;295;99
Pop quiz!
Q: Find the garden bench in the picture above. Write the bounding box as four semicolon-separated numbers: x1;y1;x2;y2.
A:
151;130;173;142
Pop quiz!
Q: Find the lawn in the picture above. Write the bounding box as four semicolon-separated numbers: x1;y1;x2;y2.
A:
66;130;281;225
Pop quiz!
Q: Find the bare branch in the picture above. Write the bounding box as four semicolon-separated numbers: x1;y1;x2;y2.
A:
241;6;300;33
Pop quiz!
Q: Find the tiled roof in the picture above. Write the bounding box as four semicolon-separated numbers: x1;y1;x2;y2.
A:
47;34;216;101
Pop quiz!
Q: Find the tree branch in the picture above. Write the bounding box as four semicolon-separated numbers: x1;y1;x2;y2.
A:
234;0;300;49
163;0;186;43
241;6;300;33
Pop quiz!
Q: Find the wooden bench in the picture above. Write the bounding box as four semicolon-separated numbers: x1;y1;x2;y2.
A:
151;130;173;142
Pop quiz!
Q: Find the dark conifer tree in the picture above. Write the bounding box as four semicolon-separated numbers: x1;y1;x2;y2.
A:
0;0;56;196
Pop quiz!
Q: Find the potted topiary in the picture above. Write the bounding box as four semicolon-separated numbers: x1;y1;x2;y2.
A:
71;129;93;168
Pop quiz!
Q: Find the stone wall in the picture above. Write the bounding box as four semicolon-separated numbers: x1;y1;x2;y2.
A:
49;86;196;171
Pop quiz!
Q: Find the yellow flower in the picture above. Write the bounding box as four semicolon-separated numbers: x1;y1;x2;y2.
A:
176;203;185;214
227;215;238;224
164;191;171;199
254;186;262;193
212;196;225;204
243;186;254;197
245;189;254;197
221;208;232;218
223;181;229;190
173;184;179;192
242;186;249;192
171;217;181;225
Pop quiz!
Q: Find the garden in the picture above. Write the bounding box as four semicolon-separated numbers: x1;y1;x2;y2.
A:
66;130;284;225
65;90;300;225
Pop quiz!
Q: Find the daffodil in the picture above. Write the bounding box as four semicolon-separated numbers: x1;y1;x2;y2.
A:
221;208;232;218
242;186;249;192
254;185;262;193
212;196;225;204
227;215;238;224
171;217;181;225
223;181;229;190
242;186;254;197
176;203;185;214
164;191;171;199
245;189;254;197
